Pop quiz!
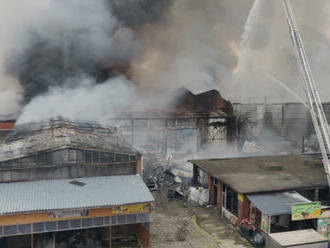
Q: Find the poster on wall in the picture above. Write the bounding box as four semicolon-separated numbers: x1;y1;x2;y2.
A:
317;218;328;238
113;203;149;214
261;214;270;233
291;202;321;221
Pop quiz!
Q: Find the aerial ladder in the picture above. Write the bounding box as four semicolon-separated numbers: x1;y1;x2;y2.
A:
282;0;330;186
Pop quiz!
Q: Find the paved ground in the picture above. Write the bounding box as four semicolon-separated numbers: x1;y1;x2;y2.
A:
150;190;253;248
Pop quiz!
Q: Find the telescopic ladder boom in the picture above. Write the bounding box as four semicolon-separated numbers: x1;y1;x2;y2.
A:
282;0;330;186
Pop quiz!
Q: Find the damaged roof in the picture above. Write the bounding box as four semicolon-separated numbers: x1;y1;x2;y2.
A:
189;155;328;193
0;119;139;162
115;88;233;120
117;109;229;119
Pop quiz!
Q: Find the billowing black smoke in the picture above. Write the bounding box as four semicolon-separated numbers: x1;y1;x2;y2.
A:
110;0;171;28
5;0;170;104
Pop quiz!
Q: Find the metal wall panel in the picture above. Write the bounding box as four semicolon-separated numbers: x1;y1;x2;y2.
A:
0;213;149;238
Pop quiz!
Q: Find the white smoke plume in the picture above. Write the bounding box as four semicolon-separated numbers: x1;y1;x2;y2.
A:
16;76;137;124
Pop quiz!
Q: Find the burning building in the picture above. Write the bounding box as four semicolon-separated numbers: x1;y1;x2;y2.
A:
0;119;153;248
111;88;236;160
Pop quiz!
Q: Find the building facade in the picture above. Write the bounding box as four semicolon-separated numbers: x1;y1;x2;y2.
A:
111;88;236;159
190;155;329;245
0;120;153;248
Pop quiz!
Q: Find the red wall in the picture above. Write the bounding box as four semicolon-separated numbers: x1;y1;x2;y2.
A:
216;180;222;213
238;196;250;225
0;121;15;130
136;223;149;248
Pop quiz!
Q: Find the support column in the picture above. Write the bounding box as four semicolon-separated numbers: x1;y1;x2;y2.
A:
314;188;320;201
238;194;250;226
31;234;34;248
136;223;150;248
216;180;222;214
136;154;142;175
208;176;214;205
192;165;198;185
109;226;112;248
52;233;56;248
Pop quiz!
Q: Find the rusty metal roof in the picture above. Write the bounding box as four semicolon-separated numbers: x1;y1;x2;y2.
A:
189;155;328;194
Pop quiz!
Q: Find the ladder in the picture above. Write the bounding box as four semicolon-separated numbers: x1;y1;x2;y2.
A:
282;0;330;186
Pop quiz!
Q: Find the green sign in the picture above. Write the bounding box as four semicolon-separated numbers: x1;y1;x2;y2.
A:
291;202;321;221
261;214;270;233
318;218;328;238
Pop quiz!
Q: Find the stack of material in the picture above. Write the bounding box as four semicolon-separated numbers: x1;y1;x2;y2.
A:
187;187;209;207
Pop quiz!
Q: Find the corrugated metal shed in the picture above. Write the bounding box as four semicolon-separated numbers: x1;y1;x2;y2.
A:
247;191;310;215
0;175;154;215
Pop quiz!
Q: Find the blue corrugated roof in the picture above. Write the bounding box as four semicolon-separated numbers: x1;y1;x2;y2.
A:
0;175;154;215
247;191;311;216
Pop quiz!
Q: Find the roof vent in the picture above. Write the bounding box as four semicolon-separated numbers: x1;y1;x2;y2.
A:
259;163;283;171
69;180;86;187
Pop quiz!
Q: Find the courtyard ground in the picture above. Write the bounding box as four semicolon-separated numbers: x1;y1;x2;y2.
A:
149;190;253;248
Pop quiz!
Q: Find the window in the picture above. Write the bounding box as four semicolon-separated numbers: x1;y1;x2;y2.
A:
92;151;99;163
222;184;238;217
85;151;92;163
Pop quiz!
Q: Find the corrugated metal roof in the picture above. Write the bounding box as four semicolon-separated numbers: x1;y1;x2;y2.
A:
247;191;311;216
0;175;154;215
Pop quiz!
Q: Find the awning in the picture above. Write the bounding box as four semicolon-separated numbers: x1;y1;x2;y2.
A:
247;191;311;216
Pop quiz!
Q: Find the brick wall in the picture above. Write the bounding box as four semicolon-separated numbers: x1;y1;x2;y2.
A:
216;180;222;213
238;195;250;225
0;122;15;130
136;223;149;248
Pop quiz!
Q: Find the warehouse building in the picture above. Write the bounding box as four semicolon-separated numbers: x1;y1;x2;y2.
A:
111;88;236;159
0;119;153;248
190;155;329;245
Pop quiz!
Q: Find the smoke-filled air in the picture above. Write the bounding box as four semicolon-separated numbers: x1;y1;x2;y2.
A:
1;0;330;123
